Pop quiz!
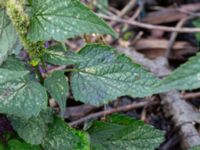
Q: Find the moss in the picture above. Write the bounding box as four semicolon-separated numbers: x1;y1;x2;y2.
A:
6;0;30;46
0;0;6;7
28;42;46;66
6;0;46;66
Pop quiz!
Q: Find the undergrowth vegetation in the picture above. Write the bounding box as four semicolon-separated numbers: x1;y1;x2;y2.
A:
0;0;200;149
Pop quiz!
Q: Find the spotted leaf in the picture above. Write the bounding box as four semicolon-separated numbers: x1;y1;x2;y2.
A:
71;44;159;105
0;68;28;84
27;0;116;42
9;109;53;145
43;44;84;66
0;68;47;119
42;117;90;150
88;114;164;150
0;8;20;65
154;52;200;93
1;56;27;71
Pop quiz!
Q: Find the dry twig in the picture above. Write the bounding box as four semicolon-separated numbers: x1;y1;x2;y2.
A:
110;0;136;26
165;17;191;57
182;92;200;99
69;101;150;126
99;14;200;33
118;0;136;17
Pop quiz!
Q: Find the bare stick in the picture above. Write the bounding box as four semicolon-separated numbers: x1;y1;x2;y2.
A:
130;0;145;20
160;91;200;149
98;14;200;33
69;101;149;126
110;0;136;26
131;5;142;20
119;0;136;17
182;92;200;99
165;17;191;57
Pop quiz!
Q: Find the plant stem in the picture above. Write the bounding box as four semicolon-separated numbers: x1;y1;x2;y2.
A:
69;101;152;126
6;0;46;67
35;66;44;84
40;57;47;73
61;42;68;51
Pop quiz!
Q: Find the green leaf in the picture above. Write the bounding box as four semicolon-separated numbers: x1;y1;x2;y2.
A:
0;8;20;65
8;140;41;150
9;109;53;145
0;142;6;150
0;76;48;119
43;45;84;66
44;71;69;117
1;56;26;71
95;0;108;14
0;60;47;119
154;52;200;92
28;0;116;42
88;114;164;150
42;117;90;150
190;145;200;150
0;69;28;84
71;44;159;105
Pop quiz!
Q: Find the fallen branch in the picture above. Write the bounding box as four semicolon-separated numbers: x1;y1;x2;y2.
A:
69;101;150;126
64;104;97;121
182;92;200;99
99;14;200;33
160;91;200;149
